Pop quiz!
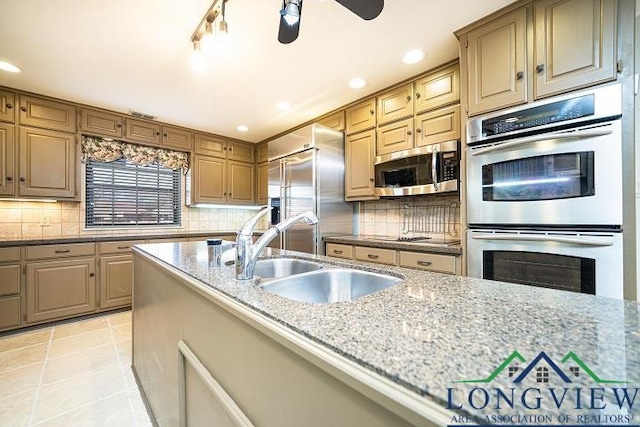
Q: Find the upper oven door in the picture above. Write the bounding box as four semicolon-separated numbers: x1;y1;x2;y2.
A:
467;120;622;227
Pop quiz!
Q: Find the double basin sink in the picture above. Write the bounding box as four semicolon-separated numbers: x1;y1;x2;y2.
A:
253;258;402;304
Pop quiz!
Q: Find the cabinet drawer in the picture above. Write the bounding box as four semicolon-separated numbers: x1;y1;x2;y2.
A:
99;240;145;255
0;265;20;296
326;243;353;259
398;251;457;274
0;247;20;262
26;243;96;260
355;246;396;265
0;296;21;330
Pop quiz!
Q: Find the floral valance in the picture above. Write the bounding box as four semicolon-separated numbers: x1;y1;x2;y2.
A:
81;136;189;173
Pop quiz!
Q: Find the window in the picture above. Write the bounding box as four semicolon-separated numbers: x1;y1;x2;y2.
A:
86;158;181;227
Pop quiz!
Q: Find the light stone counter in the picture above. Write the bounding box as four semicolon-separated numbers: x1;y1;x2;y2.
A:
134;241;640;424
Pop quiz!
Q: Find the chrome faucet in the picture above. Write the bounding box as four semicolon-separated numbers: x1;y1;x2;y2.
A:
235;208;319;280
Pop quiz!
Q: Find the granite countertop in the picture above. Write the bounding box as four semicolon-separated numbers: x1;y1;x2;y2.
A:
324;234;462;255
135;241;640;421
0;231;248;248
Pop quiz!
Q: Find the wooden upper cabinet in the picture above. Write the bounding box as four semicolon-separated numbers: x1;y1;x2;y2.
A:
256;142;268;163
466;8;528;116
415;105;461;147
345;129;377;200
124;118;161;145
0;123;15;196
345;99;376;135
376;83;414;125
227;141;254;163
18;95;76;133
162;125;193;151
18;127;75;199
256;161;269;205
227;160;255;204
80;108;123;138
192;154;226;203
414;64;460;114
318;111;346;131
195;133;227;158
376;118;414;156
533;0;616;99
0;90;15;123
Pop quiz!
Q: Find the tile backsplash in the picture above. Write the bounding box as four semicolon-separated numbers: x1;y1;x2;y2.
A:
357;195;461;240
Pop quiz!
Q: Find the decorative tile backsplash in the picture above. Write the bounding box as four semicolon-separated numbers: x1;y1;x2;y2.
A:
357;195;461;240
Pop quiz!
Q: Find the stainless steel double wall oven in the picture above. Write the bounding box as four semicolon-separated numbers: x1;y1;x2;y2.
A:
466;84;624;298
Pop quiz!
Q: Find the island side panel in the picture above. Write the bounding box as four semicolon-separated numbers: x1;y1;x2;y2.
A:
131;252;426;427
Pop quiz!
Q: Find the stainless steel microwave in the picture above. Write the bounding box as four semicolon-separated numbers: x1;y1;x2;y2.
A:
374;140;459;197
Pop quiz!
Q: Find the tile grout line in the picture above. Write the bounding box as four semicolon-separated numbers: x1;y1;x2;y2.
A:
108;315;140;427
27;327;54;427
30;390;127;427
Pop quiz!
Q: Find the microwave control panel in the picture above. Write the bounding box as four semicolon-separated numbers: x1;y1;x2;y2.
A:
441;152;458;181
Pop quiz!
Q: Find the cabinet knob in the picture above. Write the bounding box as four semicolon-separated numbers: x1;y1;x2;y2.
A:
156;132;160;136
6;176;12;182
407;130;412;136
19;177;25;182
164;133;167;137
516;71;524;80
89;273;95;277
415;92;421;99
5;103;12;109
369;178;375;182
224;192;227;196
536;64;545;73
20;106;27;112
370;109;374;115
406;95;411;102
229;193;232;197
116;123;122;128
416;128;422;133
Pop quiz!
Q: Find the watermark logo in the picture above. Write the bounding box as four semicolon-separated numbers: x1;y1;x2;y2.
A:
447;351;637;426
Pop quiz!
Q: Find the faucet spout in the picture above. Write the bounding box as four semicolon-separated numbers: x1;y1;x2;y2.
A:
235;210;318;280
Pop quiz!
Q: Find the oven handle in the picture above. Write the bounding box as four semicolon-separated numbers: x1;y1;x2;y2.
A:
470;232;613;246
431;145;439;191
469;128;613;156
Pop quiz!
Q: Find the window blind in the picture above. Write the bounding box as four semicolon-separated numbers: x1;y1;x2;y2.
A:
86;158;181;227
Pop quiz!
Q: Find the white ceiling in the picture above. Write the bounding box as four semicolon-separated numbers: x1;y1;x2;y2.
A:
0;0;514;143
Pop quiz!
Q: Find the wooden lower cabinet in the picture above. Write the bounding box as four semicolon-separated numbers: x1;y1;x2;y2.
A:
0;296;21;330
26;257;96;323
99;255;133;309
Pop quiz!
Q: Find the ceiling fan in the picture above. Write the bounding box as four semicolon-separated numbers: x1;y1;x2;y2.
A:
278;0;384;44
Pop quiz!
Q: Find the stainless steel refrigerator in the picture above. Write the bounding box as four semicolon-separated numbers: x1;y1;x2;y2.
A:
268;123;353;255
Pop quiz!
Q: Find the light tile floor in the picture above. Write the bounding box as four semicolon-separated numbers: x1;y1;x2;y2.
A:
0;311;152;427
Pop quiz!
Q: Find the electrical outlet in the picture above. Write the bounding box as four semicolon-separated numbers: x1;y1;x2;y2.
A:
40;215;51;226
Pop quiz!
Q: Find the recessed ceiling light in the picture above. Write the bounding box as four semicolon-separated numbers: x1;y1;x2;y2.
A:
277;102;291;111
402;49;425;65
236;125;249;132
0;61;21;73
348;77;367;89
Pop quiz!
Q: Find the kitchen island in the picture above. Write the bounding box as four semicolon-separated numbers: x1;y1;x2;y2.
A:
132;241;640;426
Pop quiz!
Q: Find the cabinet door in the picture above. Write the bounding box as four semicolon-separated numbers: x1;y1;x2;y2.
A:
227;160;255;204
414;64;460;114
99;255;133;309
466;8;528;116
415;105;461;147
18;127;76;199
125;118;161;145
0;296;21;331
81;108;124;138
345;99;376;135
0;123;15;196
376;118;414;156
227;142;255;163
377;83;414;125
345;130;377;200
18;95;76;133
194;133;227;158
162;126;193;151
0;264;20;296
534;0;616;99
318;111;346;131
26;258;96;323
192;155;226;203
256;162;269;205
256;142;268;164
0;90;15;123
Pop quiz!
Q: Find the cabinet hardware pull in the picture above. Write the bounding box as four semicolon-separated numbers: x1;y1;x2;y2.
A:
516;71;524;80
19;177;25;182
417;260;433;266
367;254;379;259
536;64;545;73
406;95;411;102
6;177;12;181
370;109;374;115
117;246;130;249
369;178;375;182
156;132;160;136
407;130;412;136
89;273;95;277
55;250;70;254
20;106;27;112
333;250;343;254
5;103;12;109
116;123;122;128
415;92;421;99
164;133;167;137
416;128;422;133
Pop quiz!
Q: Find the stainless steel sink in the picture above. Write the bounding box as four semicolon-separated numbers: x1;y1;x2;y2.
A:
260;268;402;303
254;258;324;279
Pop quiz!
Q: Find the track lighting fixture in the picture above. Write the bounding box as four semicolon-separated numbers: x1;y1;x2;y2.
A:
190;0;230;65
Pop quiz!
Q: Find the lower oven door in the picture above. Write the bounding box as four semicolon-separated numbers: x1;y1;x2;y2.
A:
466;229;623;299
467;120;622;227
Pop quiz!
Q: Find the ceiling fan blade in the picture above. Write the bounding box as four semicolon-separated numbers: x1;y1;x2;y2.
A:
334;0;384;20
278;15;301;44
